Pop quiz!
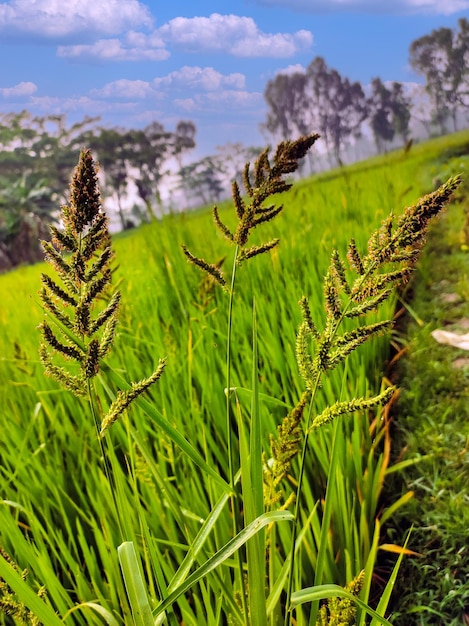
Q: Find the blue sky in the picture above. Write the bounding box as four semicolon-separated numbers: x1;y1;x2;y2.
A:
0;0;468;156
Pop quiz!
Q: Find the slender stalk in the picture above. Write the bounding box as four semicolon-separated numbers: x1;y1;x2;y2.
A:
285;274;384;622
226;245;239;495
225;244;249;624
87;380;125;542
284;377;321;626
308;419;341;625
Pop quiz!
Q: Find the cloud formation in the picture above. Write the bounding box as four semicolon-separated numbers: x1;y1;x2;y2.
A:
153;66;246;91
88;67;255;111
58;13;313;62
58;31;169;62
0;5;313;62
0;81;37;97
0;0;152;37
91;79;156;99
159;13;313;57
173;90;263;114
254;0;469;14
88;67;260;119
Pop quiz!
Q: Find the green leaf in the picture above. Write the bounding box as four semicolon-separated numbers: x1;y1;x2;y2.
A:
0;555;64;625
155;511;294;618
99;366;231;495
118;541;155;626
291;583;393;626
64;601;121;625
369;529;412;626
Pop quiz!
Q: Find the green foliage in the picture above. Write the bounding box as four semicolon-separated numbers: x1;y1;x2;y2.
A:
410;17;469;134
386;183;469;625
0;548;45;625
0;130;466;625
0;112;197;266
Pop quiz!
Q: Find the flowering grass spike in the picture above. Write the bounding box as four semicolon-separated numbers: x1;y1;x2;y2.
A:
39;148;166;435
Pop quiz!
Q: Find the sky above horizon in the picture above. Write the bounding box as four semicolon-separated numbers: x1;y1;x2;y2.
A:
0;0;468;157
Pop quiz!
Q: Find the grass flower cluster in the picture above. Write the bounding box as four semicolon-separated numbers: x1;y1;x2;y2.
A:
38;149;166;438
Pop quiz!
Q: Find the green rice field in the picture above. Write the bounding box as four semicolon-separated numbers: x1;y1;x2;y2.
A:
1;130;468;625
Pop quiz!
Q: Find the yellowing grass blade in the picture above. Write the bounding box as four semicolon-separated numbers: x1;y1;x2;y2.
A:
379;543;420;557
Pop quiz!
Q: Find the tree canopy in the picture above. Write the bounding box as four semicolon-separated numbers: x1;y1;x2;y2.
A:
0;113;197;269
410;17;469;133
262;20;468;159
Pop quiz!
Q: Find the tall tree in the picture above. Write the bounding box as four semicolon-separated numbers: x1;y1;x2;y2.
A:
173;121;197;167
262;71;310;140
306;57;368;164
215;143;263;187
390;82;412;145
91;120;197;226
0;173;55;268
89;128;134;230
0;111;98;195
0;112;99;268
455;17;469;111
127;121;195;221
410;18;469;133
177;156;225;208
368;78;395;153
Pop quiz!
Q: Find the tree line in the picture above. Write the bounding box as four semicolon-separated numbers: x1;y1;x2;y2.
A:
0;18;467;270
262;18;469;163
0;112;199;269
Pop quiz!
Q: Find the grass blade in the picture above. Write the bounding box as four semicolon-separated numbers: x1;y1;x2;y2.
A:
238;299;267;625
369;529;413;625
154;511;294;618
118;541;155;626
100;366;231;495
64;602;121;625
0;553;64;625
291;583;393;626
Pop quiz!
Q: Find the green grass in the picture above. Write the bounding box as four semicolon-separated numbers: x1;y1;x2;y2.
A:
1;130;468;624
384;157;469;625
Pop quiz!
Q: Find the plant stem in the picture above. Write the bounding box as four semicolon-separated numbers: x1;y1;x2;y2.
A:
284;376;321;626
284;247;397;623
87;379;125;542
226;245;249;624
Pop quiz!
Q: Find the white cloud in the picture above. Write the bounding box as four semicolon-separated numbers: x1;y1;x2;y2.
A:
29;94;143;118
4;8;312;63
61;13;313;63
0;81;37;97
204;91;263;106
172;90;263;114
91;79;156;99
174;98;197;112
158;13;313;57
254;0;469;14
0;0;152;37
276;63;307;76
78;67;257;118
58;32;169;62
153;66;246;91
